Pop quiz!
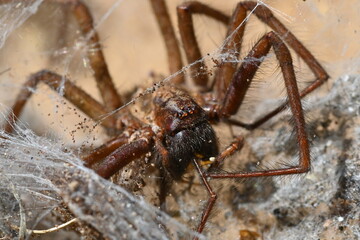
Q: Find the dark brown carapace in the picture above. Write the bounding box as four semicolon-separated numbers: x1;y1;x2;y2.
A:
153;86;219;180
3;0;329;239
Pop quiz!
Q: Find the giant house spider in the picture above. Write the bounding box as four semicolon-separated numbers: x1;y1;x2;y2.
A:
3;0;329;238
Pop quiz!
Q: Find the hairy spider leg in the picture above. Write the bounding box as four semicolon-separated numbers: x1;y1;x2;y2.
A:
150;0;184;84
154;137;172;212
4;0;140;133
177;1;230;87
72;0;122;111
213;3;247;100
192;159;217;236
214;1;329;128
193;32;312;239
177;1;328;125
191;135;243;238
4;71;116;133
210;135;245;169
91;128;154;178
219;31;310;177
82;133;130;166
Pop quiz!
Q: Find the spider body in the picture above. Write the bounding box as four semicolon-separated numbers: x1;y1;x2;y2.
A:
3;0;329;238
153;86;219;179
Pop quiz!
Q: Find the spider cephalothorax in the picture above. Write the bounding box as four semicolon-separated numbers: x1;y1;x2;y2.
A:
153;86;219;179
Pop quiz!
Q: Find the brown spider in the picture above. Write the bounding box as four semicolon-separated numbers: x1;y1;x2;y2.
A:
4;0;329;238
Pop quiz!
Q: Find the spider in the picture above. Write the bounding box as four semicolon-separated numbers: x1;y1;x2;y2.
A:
4;0;329;238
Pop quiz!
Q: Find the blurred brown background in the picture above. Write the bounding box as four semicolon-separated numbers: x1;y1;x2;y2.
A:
0;0;359;140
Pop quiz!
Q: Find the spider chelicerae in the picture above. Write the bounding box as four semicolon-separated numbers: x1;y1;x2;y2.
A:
4;0;329;238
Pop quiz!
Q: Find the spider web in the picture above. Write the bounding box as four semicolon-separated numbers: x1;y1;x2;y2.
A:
0;0;359;240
